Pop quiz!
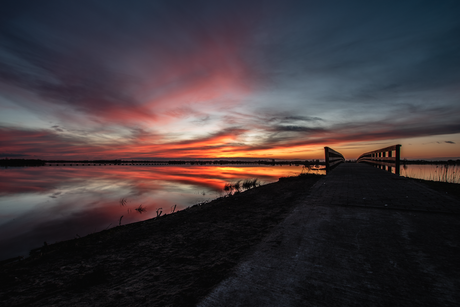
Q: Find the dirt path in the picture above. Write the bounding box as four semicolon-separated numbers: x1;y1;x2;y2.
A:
0;174;322;307
199;164;460;306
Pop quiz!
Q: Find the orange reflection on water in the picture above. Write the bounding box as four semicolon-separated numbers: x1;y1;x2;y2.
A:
0;164;308;260
401;164;460;184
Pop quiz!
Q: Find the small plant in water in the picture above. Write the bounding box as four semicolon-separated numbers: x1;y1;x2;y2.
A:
155;207;162;217
223;178;260;195
224;183;233;195
242;179;252;190
171;204;177;213
233;180;241;193
120;198;127;206
298;165;312;176
135;204;147;214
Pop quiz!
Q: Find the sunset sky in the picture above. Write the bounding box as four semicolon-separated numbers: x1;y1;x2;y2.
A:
1;0;459;160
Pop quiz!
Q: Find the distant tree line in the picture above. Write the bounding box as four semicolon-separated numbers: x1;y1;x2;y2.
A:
3;158;457;167
0;159;46;167
0;158;324;167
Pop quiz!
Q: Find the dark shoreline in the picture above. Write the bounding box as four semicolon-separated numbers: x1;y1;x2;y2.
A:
0;175;458;306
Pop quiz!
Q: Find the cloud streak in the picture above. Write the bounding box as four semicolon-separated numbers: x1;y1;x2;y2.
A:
2;113;459;160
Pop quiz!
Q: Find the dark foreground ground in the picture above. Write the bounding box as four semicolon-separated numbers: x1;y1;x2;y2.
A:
0;174;322;306
415;179;460;200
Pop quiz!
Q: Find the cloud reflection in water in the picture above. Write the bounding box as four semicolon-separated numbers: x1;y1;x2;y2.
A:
0;164;308;260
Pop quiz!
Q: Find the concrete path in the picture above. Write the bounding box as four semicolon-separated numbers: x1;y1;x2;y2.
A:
199;163;460;307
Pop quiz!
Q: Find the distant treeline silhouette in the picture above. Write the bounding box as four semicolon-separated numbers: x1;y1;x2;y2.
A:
2;158;458;167
0;159;46;167
1;158;323;167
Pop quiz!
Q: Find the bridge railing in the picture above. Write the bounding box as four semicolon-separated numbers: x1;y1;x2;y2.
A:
357;144;401;175
324;147;345;174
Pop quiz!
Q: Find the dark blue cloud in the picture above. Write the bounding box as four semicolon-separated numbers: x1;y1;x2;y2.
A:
252;0;460;96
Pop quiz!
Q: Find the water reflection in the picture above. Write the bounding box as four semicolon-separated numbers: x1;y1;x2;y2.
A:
401;164;460;184
0;165;314;260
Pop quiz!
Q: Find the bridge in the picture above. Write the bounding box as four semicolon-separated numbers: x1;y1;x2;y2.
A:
200;146;460;306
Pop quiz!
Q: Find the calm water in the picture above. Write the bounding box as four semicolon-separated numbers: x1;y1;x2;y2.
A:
401;164;460;184
0;164;316;260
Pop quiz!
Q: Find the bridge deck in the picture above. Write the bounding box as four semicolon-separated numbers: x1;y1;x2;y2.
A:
199;163;460;306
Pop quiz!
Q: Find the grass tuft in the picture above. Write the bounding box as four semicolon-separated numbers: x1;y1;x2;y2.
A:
402;164;460;184
135;204;147;214
155;207;162;217
298;165;312;176
223;178;260;195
